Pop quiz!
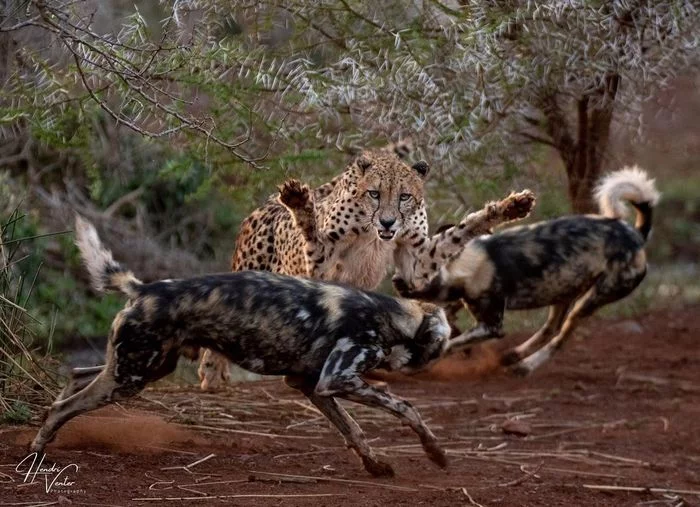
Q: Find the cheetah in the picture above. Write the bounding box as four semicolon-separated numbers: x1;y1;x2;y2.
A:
200;143;429;388
198;145;536;388
229;143;426;286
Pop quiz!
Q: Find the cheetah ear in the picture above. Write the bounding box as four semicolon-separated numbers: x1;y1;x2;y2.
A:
357;155;372;173
412;160;429;178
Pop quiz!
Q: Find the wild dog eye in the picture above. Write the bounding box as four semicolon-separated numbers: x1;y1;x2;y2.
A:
399;193;412;202
368;190;380;199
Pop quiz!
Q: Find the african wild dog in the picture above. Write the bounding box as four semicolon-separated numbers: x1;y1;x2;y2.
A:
31;217;452;477
393;167;660;376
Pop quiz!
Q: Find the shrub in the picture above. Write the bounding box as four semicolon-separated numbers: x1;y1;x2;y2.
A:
0;207;60;422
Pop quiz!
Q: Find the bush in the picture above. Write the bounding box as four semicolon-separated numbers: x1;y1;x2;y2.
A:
0;207;60;422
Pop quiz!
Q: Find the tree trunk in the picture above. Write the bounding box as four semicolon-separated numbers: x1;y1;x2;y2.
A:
539;74;619;214
565;157;599;214
565;95;599;214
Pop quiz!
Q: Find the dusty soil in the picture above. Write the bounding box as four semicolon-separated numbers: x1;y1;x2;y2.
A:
2;305;699;506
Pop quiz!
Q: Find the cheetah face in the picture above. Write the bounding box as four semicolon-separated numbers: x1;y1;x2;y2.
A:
354;155;429;242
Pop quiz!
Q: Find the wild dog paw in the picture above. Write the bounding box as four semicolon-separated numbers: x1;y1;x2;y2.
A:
28;434;48;455
425;442;449;469
499;350;522;366
509;361;533;377
502;189;536;220
361;456;395;478
278;179;313;210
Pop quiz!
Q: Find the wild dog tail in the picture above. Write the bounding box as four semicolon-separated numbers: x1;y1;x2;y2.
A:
594;166;661;242
74;215;142;298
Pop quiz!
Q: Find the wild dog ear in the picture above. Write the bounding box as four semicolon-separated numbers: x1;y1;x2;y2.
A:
357;155;373;173
412;161;429;178
413;314;434;345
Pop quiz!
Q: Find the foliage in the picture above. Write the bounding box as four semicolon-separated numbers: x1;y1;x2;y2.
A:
0;207;59;417
1;400;32;424
1;1;697;211
0;0;698;358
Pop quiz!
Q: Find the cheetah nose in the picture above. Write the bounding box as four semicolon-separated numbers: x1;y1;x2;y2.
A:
380;217;396;229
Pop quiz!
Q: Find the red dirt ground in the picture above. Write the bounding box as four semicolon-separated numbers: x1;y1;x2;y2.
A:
2;305;699;506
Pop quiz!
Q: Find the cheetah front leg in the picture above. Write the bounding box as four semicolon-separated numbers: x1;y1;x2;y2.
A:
277;179;330;278
198;349;232;391
429;189;536;262
394;189;536;290
278;179;318;243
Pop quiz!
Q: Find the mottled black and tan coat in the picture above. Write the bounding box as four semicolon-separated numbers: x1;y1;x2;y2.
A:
199;144;535;389
394;167;660;375
31;217;454;477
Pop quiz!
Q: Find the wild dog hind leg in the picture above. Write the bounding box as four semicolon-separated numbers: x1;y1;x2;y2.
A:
315;340;447;469
500;303;570;366
285;375;394;477
56;365;105;402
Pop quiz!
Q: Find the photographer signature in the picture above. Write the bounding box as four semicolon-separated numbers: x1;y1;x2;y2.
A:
15;452;80;494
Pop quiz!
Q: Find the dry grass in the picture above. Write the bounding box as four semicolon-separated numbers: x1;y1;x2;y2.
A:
0;208;60;421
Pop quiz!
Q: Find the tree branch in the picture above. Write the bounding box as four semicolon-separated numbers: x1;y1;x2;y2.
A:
517;131;557;148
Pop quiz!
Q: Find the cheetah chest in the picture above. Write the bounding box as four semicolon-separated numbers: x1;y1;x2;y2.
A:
322;235;396;290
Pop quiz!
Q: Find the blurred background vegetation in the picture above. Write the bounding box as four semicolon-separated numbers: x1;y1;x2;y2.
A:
0;1;698;413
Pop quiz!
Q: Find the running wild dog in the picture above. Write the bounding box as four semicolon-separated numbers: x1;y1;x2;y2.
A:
31;217;452;477
393;167;660;375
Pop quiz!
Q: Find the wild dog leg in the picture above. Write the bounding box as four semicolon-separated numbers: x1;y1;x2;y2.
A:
315;341;447;469
500;303;570;366
394;279;505;352
511;271;633;376
445;297;505;353
511;290;596;376
285;375;394;477
56;365;105;401
32;335;181;453
31;370;122;453
446;324;502;352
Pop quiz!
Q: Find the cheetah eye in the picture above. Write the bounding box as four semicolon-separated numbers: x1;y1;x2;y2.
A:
399;193;412;202
368;190;380;199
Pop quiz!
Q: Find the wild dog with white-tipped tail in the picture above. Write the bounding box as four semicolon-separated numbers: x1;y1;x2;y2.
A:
31;216;452;477
393;167;660;375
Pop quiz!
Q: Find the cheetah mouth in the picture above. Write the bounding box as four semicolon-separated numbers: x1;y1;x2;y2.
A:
377;229;396;241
